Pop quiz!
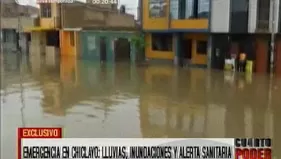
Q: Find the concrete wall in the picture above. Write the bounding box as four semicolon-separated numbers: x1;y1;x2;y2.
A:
45;46;59;67
248;0;257;33
211;0;281;34
210;0;230;33
2;29;29;52
30;32;46;56
1;17;35;30
62;3;135;28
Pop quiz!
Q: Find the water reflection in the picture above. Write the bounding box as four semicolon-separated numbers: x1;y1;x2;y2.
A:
1;54;281;158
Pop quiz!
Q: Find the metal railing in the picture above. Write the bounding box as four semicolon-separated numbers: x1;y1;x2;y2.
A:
256;20;270;32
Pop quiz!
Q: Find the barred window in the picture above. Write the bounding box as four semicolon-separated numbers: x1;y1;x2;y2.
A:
149;0;167;18
40;4;51;18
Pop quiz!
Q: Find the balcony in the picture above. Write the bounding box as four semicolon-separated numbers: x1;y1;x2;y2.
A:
171;19;208;30
256;20;269;33
40;17;61;29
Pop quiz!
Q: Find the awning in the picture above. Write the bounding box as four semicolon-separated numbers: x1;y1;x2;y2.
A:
23;27;59;32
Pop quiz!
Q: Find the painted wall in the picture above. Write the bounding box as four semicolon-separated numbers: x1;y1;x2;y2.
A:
255;37;269;73
185;34;208;65
60;31;77;57
171;19;208;30
80;31;136;62
40;4;60;28
142;0;169;30
145;33;174;60
210;0;230;33
80;32;100;60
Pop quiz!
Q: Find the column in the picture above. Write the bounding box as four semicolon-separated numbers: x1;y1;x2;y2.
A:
94;35;100;61
275;38;281;75
207;36;213;69
106;36;115;63
173;33;180;66
129;38;136;64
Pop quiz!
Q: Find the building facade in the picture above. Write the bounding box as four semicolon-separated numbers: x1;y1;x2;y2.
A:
210;0;280;73
141;0;210;66
210;0;281;75
141;0;281;74
1;3;39;52
27;2;136;63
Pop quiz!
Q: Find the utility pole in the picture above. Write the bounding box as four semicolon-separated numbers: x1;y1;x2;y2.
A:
0;0;3;54
270;0;276;75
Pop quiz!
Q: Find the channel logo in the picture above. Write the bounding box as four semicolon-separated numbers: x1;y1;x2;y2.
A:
235;138;272;159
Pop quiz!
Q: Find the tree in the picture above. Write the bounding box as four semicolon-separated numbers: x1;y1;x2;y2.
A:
131;33;147;62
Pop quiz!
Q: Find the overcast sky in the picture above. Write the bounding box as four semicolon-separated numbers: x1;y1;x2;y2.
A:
15;0;138;17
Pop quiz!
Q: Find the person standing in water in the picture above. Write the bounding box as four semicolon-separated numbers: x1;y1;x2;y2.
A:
238;52;246;72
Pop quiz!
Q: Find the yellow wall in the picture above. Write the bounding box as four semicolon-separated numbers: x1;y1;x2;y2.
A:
185;34;208;65
145;33;174;60
171;19;208;29
142;0;169;30
60;31;77;57
40;3;59;28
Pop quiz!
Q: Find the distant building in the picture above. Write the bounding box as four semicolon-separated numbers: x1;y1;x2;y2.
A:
1;3;39;52
26;1;137;63
1;2;39;17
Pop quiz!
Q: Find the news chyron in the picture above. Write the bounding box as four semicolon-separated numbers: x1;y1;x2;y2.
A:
19;128;272;159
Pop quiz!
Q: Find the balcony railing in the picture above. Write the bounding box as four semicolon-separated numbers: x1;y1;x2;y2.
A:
39;16;61;28
256;20;269;32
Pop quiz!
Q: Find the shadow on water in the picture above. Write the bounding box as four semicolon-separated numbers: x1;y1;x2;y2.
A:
1;54;281;158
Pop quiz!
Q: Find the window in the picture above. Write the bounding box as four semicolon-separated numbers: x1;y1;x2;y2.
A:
151;33;173;51
70;32;75;46
197;41;207;55
178;0;209;19
257;0;270;30
170;0;179;19
149;0;167;18
185;0;194;18
41;4;51;18
198;0;209;18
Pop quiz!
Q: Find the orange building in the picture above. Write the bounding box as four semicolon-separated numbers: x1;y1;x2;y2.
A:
141;0;209;66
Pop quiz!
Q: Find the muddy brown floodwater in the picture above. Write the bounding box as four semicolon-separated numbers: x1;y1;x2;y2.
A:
1;53;281;158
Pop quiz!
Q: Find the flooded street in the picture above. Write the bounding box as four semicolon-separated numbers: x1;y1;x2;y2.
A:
1;53;281;158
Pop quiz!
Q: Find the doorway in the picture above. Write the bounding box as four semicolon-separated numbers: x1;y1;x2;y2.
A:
183;39;192;65
178;36;192;66
212;35;229;70
114;38;130;62
100;36;107;62
46;31;60;47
